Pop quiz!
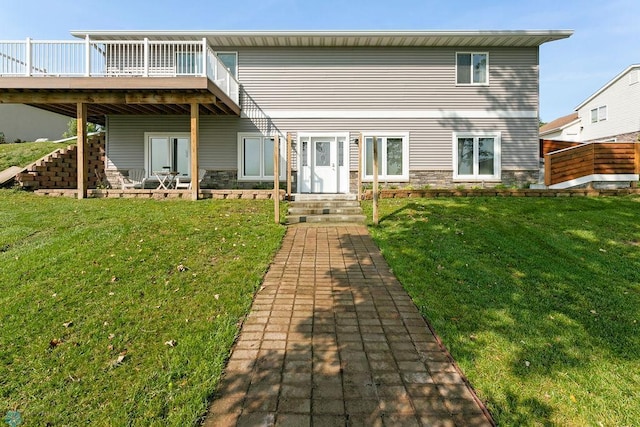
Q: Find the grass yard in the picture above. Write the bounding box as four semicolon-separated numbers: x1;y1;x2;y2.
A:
0;141;73;171
364;196;640;426
0;191;285;425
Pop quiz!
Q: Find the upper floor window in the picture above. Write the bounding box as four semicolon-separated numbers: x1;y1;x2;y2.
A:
456;53;488;85
590;106;607;123
217;52;237;77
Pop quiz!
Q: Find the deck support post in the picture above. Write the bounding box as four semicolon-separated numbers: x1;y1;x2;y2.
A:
76;102;88;199
190;103;199;200
286;133;292;200
373;136;379;226
274;134;280;224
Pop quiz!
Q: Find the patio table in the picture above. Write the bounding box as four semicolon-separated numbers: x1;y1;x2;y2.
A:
154;171;179;189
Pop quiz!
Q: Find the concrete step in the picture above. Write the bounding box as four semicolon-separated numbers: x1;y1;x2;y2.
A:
288;207;364;215
289;200;361;209
529;183;548;189
286;214;367;224
291;193;357;201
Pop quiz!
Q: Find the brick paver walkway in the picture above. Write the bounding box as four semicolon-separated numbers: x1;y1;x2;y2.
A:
204;226;493;427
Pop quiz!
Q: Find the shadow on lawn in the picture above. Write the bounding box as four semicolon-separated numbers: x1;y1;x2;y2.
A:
371;197;640;423
201;226;501;426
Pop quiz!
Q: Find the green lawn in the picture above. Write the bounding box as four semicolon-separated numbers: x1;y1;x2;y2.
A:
0;141;74;171
0;191;285;425
364;197;640;426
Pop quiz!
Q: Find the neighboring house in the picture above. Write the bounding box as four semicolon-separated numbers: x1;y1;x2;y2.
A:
539;112;581;142
0;104;69;142
575;64;640;142
0;30;572;196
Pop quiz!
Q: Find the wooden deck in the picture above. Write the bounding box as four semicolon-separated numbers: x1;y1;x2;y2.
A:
0;77;240;124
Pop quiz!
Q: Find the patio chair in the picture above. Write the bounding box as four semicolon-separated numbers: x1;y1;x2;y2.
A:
119;168;147;189
175;168;206;190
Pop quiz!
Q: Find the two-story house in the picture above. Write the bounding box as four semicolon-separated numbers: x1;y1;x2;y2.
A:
0;30;572;198
575;64;640;143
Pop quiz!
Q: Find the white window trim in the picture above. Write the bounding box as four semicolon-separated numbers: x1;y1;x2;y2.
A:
452;132;501;181
237;132;286;181
590;105;608;123
456;52;489;86
144;132;191;179
361;132;410;182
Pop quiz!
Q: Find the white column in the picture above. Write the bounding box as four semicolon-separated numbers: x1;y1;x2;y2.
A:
84;35;91;77
143;38;149;77
202;38;207;77
25;37;31;76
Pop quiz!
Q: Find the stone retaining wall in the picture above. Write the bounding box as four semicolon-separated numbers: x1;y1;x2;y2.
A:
362;188;640;199
16;134;105;189
33;188;286;200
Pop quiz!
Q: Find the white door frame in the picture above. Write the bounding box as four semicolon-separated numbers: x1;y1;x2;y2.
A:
298;132;350;193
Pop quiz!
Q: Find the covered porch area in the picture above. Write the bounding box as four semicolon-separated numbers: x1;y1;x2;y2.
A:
0;82;240;200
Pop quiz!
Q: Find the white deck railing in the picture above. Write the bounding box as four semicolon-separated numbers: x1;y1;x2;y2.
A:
0;37;240;105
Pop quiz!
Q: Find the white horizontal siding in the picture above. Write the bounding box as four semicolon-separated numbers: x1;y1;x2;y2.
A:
578;69;640;141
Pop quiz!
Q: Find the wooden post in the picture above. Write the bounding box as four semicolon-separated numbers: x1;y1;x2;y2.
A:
633;142;640;188
286;133;292;200
76;102;88;199
357;132;363;201
544;153;551;186
190;103;199;200
373;136;379;226
274;134;280;224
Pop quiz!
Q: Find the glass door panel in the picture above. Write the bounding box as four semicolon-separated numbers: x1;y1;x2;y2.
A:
174;137;190;176
150;137;170;173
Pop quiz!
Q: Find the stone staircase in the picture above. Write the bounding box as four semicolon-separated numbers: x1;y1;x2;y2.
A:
286;194;366;225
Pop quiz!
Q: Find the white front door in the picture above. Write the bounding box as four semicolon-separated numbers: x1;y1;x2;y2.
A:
299;133;349;193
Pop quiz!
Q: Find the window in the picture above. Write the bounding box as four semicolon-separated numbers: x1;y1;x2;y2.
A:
145;133;190;178
456;53;488;85
362;134;409;181
237;133;285;180
216;52;237;77
590;106;607;123
453;132;501;180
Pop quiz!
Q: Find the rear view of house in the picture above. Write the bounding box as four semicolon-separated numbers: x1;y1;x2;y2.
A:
0;30;572;198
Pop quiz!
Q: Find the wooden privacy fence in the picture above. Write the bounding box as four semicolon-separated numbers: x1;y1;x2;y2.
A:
544;142;640;187
540;139;581;157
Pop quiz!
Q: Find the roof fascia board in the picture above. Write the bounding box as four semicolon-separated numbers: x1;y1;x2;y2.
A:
574;64;640;111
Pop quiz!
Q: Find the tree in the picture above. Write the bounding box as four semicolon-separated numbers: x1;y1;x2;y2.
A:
62;119;102;138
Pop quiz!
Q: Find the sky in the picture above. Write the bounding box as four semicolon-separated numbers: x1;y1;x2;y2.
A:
1;0;638;122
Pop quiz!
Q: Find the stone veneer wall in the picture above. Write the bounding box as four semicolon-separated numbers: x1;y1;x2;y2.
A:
349;169;538;191
586;131;640;143
16;134;105;189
